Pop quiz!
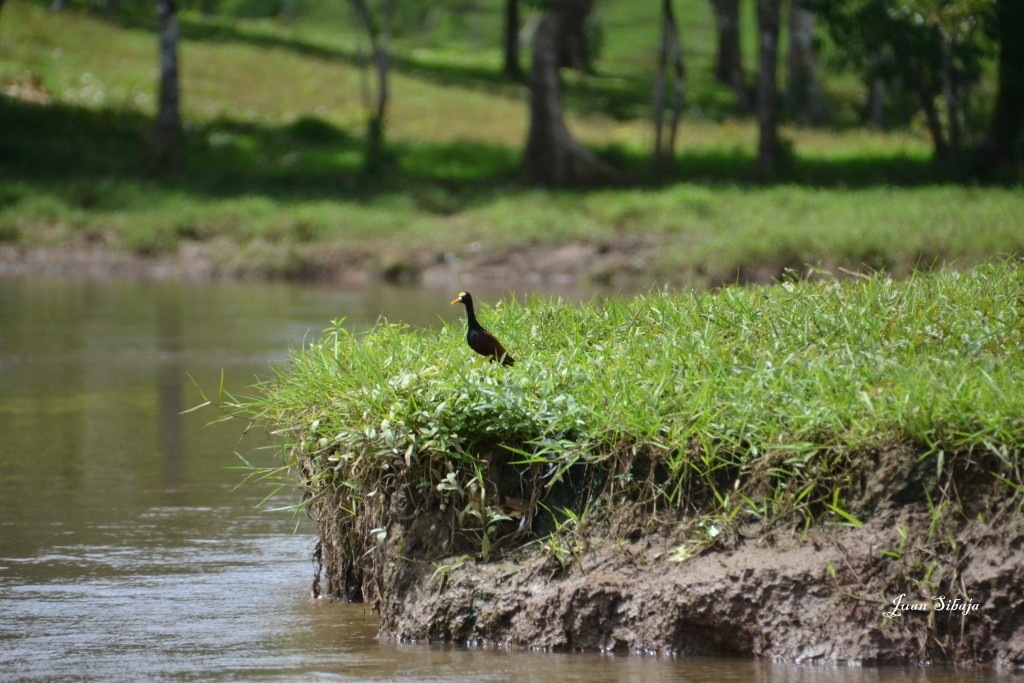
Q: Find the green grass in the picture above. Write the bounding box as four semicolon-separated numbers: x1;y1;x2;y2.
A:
1;1;1021;281
2;93;1021;279
226;263;1023;576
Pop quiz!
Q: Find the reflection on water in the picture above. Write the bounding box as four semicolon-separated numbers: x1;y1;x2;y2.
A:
0;277;1009;681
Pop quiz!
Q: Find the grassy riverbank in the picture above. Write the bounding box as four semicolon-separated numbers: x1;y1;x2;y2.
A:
234;262;1023;600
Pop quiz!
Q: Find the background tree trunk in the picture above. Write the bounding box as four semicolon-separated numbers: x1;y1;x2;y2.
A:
756;0;781;177
786;0;827;126
710;0;748;114
524;0;613;187
350;0;396;173
653;0;685;173
557;0;595;73
983;0;1024;175
908;56;948;160
150;0;182;170
503;0;523;80
864;54;886;128
939;36;960;153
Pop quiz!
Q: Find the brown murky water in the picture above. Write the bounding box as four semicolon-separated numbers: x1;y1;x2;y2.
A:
0;277;1013;681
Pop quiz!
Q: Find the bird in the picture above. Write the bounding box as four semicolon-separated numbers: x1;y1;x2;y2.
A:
451;291;515;366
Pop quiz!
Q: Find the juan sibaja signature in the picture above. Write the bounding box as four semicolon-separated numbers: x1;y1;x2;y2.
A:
883;594;980;619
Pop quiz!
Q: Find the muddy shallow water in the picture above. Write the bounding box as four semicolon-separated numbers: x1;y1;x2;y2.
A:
0;277;1014;681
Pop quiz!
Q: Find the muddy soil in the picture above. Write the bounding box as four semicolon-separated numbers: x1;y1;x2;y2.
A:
0;243;216;280
373;502;1024;667
299;426;1024;669
0;238;782;289
322;443;1024;669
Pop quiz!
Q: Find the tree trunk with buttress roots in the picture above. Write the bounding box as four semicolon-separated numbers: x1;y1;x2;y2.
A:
523;0;614;187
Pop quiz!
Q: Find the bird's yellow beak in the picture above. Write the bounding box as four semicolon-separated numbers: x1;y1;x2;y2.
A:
451;296;461;305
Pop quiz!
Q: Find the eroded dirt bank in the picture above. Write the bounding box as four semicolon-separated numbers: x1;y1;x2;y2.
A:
371;504;1024;667
0;240;661;288
0;239;848;289
307;438;1024;669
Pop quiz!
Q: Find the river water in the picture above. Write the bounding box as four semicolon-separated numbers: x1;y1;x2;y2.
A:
0;277;1012;681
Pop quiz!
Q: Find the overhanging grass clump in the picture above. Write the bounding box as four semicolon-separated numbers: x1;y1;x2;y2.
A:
238;263;1023;598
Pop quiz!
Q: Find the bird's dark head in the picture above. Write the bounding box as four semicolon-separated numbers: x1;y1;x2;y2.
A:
450;291;472;307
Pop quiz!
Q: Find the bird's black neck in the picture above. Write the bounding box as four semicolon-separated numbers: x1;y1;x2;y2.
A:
464;299;482;330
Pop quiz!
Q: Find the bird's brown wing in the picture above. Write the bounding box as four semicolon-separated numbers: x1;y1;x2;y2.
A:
494;337;514;366
469;330;514;366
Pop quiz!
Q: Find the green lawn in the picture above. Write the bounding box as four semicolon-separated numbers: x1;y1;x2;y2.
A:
1;0;1021;283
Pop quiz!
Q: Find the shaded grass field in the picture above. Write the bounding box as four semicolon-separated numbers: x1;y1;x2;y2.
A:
1;95;1018;282
1;1;1022;282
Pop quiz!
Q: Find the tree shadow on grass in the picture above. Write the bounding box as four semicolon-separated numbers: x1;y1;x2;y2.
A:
35;0;720;124
0;97;523;205
0;96;992;222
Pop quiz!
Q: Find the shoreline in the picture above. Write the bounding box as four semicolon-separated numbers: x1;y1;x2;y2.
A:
0;240;661;289
0;240;871;290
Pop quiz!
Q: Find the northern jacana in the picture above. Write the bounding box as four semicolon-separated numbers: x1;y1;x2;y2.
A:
451;291;515;366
